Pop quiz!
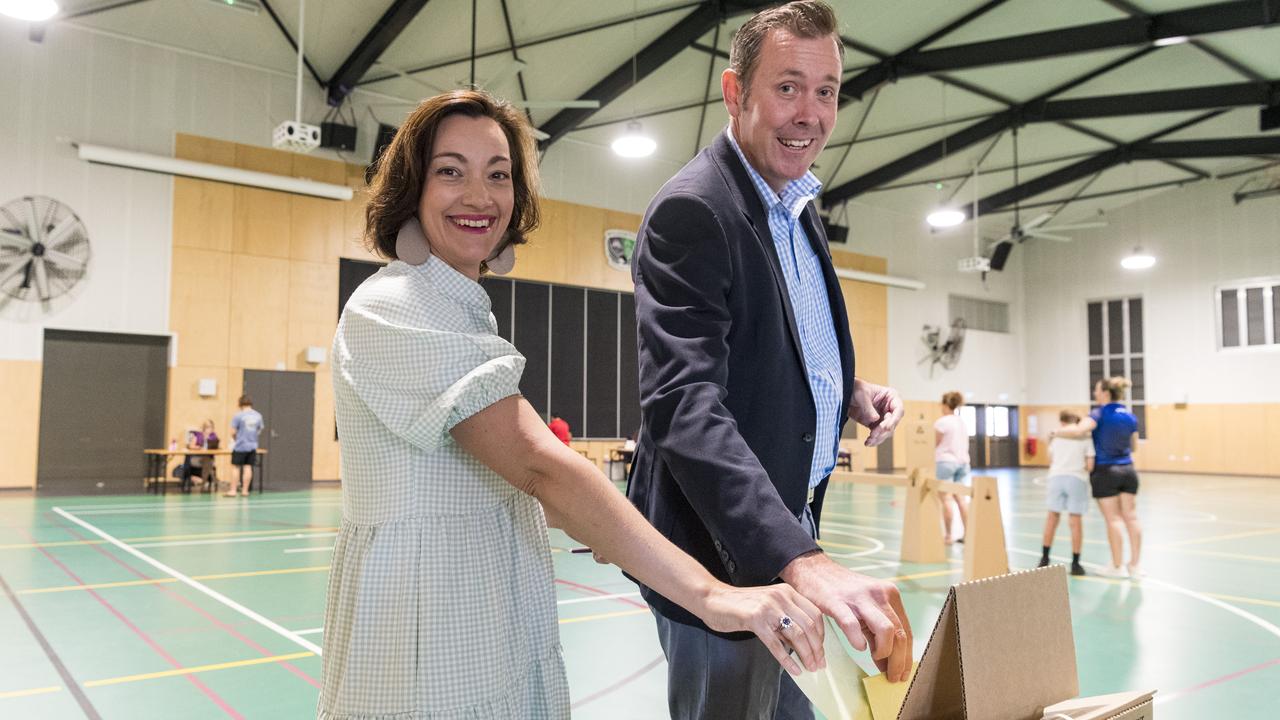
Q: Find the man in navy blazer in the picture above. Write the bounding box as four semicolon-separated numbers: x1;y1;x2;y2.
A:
628;3;912;718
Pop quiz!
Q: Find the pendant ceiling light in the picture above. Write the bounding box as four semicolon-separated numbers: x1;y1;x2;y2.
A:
0;0;58;21
1121;247;1156;270
926;209;966;228
613;0;656;159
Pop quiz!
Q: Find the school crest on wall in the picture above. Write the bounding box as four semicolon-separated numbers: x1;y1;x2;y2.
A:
604;229;636;272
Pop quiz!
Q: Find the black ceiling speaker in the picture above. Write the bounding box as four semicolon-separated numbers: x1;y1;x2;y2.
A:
989;240;1014;271
365;124;399;184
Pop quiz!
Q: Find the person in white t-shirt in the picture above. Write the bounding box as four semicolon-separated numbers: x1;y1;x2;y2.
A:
1038;410;1095;576
933;391;971;543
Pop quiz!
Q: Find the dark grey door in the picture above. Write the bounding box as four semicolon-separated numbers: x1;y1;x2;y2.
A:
969;405;988;469
988;406;1020;468
37;330;169;495
243;370;314;489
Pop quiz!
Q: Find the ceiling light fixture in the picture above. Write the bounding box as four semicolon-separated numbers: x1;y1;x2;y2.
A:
612;0;656;159
926;208;966;228
0;0;58;21
1154;35;1189;47
1121;247;1156;270
612;120;657;158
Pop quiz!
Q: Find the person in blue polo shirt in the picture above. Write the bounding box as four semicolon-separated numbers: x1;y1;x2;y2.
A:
1058;377;1143;579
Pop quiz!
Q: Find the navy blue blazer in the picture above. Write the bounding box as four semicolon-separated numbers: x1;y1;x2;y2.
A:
627;131;856;634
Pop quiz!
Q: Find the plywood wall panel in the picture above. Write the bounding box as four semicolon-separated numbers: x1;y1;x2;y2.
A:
287;260;338;370
313;370;339;481
232;186;292;258
227;255;290;369
175;134;236;165
173;178;234;252
290;194;345;263
170;247;232;367
0;361;42;488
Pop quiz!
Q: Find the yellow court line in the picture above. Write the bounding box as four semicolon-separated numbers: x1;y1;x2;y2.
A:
0;526;341;551
890;568;963;582
1168;548;1280;564
1165;527;1280;547
19;565;330;595
559;608;650;625
0;685;61;700
1203;592;1280;609
83;651;315;688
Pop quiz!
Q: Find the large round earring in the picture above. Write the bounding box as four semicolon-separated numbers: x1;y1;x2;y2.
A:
395;217;431;266
485;242;515;275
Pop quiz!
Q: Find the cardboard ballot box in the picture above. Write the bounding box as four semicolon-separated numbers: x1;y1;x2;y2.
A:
797;565;1156;720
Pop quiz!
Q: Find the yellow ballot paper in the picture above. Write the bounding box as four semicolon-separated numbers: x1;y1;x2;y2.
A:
792;618;873;720
862;663;917;720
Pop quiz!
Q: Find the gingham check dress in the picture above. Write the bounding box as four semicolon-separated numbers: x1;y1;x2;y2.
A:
319;256;570;719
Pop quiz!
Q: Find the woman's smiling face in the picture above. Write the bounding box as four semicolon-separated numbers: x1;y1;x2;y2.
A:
417;114;515;280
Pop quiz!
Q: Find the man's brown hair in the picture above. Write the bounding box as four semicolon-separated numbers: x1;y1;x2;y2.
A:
729;1;844;102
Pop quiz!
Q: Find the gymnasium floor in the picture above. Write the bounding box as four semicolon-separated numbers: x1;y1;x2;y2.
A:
1;469;1276;719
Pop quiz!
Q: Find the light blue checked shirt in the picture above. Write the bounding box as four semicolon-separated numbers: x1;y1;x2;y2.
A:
727;130;843;489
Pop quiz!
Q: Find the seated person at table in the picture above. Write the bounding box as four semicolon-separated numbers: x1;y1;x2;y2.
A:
179;419;219;491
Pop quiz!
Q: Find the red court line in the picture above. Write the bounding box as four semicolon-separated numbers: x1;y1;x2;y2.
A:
570;655;665;709
25;527;244;719
56;519;321;689
1157;657;1280;706
555;578;648;608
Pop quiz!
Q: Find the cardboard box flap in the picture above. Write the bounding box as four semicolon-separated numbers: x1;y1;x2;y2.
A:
898;590;966;720
1041;690;1157;720
954;565;1078;719
898;565;1079;720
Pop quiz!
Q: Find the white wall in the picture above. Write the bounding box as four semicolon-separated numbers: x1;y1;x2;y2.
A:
842;200;1027;405
1022;178;1280;405
0;19;682;363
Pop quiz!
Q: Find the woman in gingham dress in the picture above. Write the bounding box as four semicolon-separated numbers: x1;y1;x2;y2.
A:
319;90;828;719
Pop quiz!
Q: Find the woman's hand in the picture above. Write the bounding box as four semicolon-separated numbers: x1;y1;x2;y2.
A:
699;583;826;676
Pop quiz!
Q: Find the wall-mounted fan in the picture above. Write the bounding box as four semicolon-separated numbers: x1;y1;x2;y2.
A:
0;196;91;309
919;318;965;378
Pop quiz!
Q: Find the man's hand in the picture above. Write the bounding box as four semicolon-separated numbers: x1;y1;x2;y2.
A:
780;551;913;682
850;378;904;447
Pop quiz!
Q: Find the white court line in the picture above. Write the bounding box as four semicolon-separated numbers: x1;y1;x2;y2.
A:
557;592;641;606
284;546;335;554
132;532;336;549
52;507;323;656
57;498;342;512
68;501;344;516
1011;545;1280;657
294;627;324;636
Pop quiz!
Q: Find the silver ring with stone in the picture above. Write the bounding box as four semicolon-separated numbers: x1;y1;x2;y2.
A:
778;615;794;632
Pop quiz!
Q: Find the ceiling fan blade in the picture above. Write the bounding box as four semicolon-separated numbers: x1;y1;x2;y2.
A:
480;59;527;90
511;100;601;109
1042;221;1108;231
1027;231;1072;242
1023;212;1053;230
373;61;449;94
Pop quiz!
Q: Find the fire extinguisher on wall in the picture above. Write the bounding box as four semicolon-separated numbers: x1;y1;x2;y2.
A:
1025;437;1038;456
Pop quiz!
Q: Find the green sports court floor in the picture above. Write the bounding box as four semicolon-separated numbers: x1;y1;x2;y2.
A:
1;469;1277;719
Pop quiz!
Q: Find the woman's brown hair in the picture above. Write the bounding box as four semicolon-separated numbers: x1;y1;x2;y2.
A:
941;391;964;410
1098;376;1132;402
364;89;541;270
